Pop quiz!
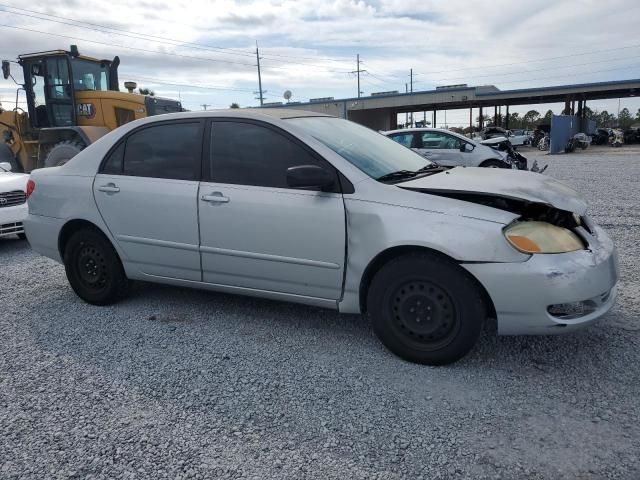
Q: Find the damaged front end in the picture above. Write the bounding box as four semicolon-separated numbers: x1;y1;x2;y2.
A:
405;189;591;252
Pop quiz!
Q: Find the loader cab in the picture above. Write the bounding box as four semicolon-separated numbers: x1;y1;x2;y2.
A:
19;47;119;129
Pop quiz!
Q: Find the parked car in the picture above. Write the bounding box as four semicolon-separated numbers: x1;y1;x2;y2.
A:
0;161;29;239
590;128;611;145
507;129;531;146
623;127;640;144
25;110;619;365
384;128;513;168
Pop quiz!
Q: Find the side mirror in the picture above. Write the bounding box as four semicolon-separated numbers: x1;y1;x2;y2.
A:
0;161;12;172
460;143;474;152
1;60;9;80
286;165;335;191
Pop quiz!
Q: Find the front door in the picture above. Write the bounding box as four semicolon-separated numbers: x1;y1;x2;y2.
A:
93;120;203;281
198;120;346;300
415;131;463;166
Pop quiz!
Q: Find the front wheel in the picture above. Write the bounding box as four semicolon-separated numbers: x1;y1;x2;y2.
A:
480;159;509;169
366;253;487;365
63;228;129;305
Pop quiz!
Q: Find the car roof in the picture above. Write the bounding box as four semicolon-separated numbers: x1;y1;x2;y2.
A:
383;127;472;142
135;108;332;122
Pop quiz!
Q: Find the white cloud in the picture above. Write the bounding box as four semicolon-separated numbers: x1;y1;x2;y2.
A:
0;0;639;115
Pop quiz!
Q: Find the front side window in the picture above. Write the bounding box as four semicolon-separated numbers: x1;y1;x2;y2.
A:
123;122;200;180
71;59;110;91
209;121;332;188
420;132;462;150
389;133;414;148
288;117;431;179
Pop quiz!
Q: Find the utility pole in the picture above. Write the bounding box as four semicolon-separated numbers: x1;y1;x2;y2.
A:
405;84;408;126
350;54;366;98
201;104;210;111
409;68;413;127
256;41;264;106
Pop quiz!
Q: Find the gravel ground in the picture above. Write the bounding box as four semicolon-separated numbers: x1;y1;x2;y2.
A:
1;145;639;479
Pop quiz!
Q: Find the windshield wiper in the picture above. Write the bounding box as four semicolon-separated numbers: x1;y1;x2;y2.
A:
416;163;444;172
376;170;419;183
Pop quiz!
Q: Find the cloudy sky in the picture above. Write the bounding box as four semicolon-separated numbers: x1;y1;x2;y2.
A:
1;0;640;126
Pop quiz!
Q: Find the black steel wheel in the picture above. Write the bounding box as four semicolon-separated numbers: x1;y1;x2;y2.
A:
63;228;129;305
389;280;460;352
367;252;487;365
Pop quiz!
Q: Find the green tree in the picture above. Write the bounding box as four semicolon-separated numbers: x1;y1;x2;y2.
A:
230;102;240;109
636;108;640;121
507;112;521;129
138;87;155;96
523;110;540;128
540;109;553;125
618;107;633;129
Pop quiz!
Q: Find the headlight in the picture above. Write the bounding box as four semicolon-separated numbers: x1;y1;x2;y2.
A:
504;221;584;254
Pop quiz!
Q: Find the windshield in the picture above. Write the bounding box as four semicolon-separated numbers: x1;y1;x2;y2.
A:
71;59;110;91
287;117;432;179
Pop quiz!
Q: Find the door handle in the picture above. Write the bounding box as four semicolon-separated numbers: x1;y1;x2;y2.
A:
98;183;120;193
201;192;230;204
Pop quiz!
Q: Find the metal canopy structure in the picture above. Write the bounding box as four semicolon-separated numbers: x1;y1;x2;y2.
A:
268;78;640;131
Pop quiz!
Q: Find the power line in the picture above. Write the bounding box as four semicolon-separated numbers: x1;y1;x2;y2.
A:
0;4;257;58
0;23;259;68
412;53;640;86
0;4;352;68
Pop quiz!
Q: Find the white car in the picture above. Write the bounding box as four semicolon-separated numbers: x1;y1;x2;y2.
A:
24;110;618;365
0;162;29;239
507;129;531;146
384;128;513;168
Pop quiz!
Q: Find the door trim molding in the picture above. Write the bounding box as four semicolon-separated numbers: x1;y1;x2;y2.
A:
116;234;199;252
199;245;341;270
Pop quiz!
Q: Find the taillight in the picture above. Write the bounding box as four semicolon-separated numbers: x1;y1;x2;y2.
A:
26;179;35;199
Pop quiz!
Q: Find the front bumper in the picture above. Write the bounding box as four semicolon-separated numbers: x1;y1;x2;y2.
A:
0;203;28;238
463;224;618;335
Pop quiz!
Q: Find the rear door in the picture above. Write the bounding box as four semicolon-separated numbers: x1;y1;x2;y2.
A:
415;131;463;166
93;120;203;280
197;119;346;300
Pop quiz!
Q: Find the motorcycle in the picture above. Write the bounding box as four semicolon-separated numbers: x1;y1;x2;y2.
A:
538;134;550;151
610;129;624;148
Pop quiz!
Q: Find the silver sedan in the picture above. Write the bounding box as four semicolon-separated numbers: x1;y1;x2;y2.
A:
24;109;618;365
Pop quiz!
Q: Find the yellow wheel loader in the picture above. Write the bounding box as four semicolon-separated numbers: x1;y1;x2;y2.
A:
0;45;182;172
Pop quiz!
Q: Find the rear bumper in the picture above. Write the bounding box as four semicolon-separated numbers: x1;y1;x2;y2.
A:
23;213;64;262
0;203;28;238
463;224;618;335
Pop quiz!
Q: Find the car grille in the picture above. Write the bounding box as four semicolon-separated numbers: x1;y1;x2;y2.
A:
0;222;24;236
0;190;26;208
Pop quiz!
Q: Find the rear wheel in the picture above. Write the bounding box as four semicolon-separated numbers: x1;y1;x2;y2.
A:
63;228;129;305
44;140;84;168
366;252;486;365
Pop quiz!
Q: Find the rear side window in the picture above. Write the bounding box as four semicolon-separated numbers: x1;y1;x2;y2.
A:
208;121;333;188
102;142;124;174
122;122;201;180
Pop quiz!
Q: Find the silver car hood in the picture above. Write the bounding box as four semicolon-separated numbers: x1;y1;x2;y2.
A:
399;167;587;215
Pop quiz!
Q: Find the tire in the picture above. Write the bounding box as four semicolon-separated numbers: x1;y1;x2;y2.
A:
366;252;486;365
17;233;27;240
63;228;129;305
480;159;509;169
44;140;84;168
